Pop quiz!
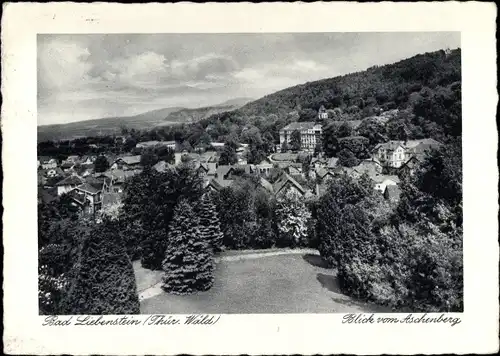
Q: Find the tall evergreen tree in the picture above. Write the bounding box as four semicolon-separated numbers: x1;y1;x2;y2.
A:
197;193;224;253
60;218;140;314
162;199;214;294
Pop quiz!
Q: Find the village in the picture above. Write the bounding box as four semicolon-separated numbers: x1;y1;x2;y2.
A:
37;107;441;218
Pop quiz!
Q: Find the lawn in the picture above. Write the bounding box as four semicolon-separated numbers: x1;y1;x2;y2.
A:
138;252;390;314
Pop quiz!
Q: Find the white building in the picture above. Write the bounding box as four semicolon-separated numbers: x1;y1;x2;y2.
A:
279;122;322;151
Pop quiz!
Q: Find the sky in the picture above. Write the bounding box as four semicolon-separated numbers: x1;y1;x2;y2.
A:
38;32;460;126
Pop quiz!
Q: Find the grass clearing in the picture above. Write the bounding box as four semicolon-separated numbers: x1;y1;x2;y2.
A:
137;252;390;314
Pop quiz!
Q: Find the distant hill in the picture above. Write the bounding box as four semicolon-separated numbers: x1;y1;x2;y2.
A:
216;97;254;107
162;103;246;125
37;98;251;142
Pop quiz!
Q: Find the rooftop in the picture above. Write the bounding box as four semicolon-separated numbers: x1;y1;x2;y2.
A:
281;122;322;131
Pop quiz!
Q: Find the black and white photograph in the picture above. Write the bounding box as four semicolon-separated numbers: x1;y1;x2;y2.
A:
2;2;498;355
37;32;463;315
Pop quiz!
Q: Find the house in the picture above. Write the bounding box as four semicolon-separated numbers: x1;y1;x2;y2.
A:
405;138;442;159
65;155;80;164
60;161;75;172
399;155;420;177
67;182;103;216
55;174;85;196
384;185;402;203
272;173;306;199
372;174;400;193
311;156;328;170
80;155;96;165
279;122;322;152
136;140;176;150
39;157;58;170
255;158;273;176
318;105;328;120
103;169;141;193
372;141;409;168
315;167;335;182
224;164;255;180
354;159;383;176
111;155;142;170
45;167;64;178
204;177;234;192
372;138;441;169
153;160;174;173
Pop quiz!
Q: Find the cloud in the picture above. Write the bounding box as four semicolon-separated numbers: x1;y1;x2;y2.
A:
38;39;93;97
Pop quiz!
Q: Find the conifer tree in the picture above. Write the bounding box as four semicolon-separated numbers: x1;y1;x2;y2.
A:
61;218;140;314
162;199;214;294
197;193;224;252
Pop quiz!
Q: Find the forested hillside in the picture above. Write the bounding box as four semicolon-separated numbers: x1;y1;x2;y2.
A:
238;49;460;120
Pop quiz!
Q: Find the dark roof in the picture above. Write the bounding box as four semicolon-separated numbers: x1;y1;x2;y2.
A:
55;175;85;186
116;155;142;165
272;173;305;196
67;189;89;206
76;182;101;195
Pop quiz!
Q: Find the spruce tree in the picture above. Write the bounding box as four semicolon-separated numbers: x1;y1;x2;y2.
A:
197;193;224;253
60;218;140;314
162;199;214;294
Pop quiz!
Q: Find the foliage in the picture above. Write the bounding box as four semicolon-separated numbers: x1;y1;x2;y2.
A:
197;193;224;253
337;148;360;167
162;199;214;294
122;165;204;270
219;143;238;165
94;155;110;173
274;190;311;247
290;130;302;152
60;218;140;314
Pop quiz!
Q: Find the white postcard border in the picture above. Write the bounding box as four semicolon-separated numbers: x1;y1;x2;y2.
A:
2;2;498;355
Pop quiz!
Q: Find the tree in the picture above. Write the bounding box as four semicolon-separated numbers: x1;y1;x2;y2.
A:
316;174;372;267
61;218;140;314
337;148;359;167
322;123;339;157
197;194;224;253
162;199;214;294
219;144;238;165
337;122;353;138
140;150;158;168
94;155;110;173
290;129;302;152
338;136;370;159
122;165;204;270
274;190;311;247
280;140;289;153
313;143;322;157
